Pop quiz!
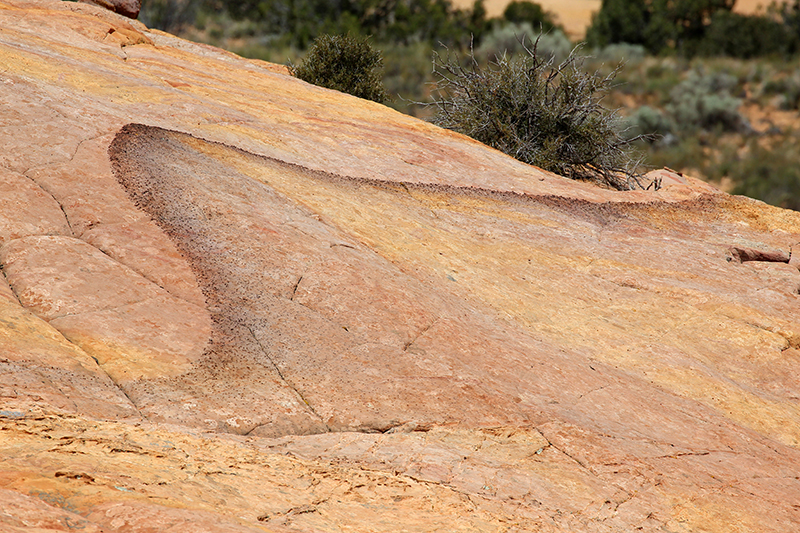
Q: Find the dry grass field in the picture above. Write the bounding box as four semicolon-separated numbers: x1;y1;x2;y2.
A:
453;0;783;38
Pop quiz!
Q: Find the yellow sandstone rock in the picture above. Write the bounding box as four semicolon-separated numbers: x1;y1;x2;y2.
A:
1;1;799;531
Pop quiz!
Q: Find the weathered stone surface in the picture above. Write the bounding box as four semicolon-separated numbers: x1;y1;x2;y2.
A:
0;275;139;420
0;488;104;532
1;1;800;531
1;235;211;383
0;168;71;245
25;135;147;238
81;220;207;307
2;235;164;320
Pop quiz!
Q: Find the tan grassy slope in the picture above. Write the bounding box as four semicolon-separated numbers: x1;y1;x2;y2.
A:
1;0;800;531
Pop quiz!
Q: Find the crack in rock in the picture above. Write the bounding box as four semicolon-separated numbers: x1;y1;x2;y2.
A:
403;318;438;352
245;326;328;427
289;274;303;301
16;172;76;238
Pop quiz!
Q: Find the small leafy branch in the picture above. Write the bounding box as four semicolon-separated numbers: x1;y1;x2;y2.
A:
428;37;650;190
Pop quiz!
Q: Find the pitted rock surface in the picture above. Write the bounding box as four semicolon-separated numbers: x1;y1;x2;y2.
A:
1;1;800;531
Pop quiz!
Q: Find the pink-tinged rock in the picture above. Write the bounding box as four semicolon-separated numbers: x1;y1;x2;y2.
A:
1;235;166;321
49;293;210;381
1;1;800;531
0;168;72;246
292;253;444;348
0;270;15;301
25;136;147;238
1;234;210;382
85;501;265;532
0;270;138;419
645;167;722;198
82;220;207;307
0;488;103;532
0;82;102;175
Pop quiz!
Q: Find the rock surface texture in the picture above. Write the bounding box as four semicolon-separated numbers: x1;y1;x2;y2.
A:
1;1;800;531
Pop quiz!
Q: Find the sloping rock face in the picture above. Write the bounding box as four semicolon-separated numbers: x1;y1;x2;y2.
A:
1;1;800;531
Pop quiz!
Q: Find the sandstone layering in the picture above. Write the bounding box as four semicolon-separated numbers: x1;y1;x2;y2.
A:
1;1;800;531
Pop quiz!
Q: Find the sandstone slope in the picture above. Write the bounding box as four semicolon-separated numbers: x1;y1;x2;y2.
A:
1;1;800;531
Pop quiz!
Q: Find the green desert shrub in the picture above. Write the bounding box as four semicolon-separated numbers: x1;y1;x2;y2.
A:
139;0;200;33
502;0;561;32
586;0;736;56
731;139;800;211
665;69;747;133
209;0;487;49
380;41;438;116
477;23;572;63
428;40;648;190
642;133;708;174
289;34;389;103
594;43;646;64
700;11;795;59
763;72;800;110
626;105;674;141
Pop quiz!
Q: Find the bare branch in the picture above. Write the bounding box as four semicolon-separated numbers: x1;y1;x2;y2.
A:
424;36;654;190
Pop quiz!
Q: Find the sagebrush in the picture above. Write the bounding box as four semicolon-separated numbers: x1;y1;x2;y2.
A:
665;68;748;133
429;39;648;190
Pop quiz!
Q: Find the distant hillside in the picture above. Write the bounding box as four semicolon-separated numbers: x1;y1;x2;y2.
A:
455;0;786;38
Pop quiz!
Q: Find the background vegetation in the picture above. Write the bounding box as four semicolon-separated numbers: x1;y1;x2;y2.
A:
429;43;647;189
140;0;800;209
